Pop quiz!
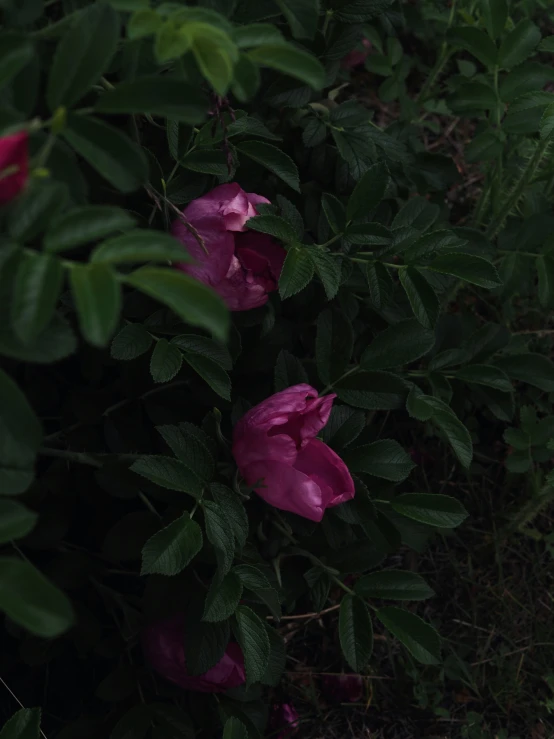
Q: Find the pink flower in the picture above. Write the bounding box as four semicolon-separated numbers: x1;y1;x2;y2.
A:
142;614;245;693
171;183;286;311
321;673;364;703
341;38;372;69
271;704;299;738
0;131;28;204
232;384;355;522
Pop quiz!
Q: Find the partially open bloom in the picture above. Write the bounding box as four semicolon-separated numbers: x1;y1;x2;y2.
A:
232;384;355;522
171;183;285;311
142;614;245;693
341;38;372;69
271;704;299;738
0;131;28;204
321;673;364;703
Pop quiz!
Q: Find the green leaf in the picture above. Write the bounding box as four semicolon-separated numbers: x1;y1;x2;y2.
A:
540;101;554;140
96;77;208;124
247;214;298;244
125;267;229;343
320;405;365;450
447;26;498;69
346;162;390;221
69;264;121;347
377;607;440;664
274;349;309;391
482;0;507;40
183;352;231;400
171;335;232;370
63;114;148;194
321;193;346;235
335;0;394;22
44;206;136;253
222;717;249;739
276;0;319;39
236;140;300;191
128;8;163;39
335;371;408;410
316;308;353;386
448;81;497;112
0;557;73;638
365;262;393;309
399;267;439;330
91;229;190;265
277;194;304;239
185;619;230;675
0;314;77;366
0;368;42;496
11;252;63;345
111;323;152;361
494;353;554;391
8;180;68;243
355;570;435;601
361;318;435;370
248;44;325;90
191;25;237;97
422;396;473;468
182;147;230;176
303;117;327;147
130;456;203;497
343;439;415;482
47;3;119;110
427;253;501;288
0;35;34;92
455;364;512;392
150;339;183;383
231;53;260;102
141;514;203;576
539;36;554;52
0;708;41;739
0;500;37;544
392;493;468;528
234;605;270;687
203;571;243;622
332;127;374;180
262;625;286;686
498;19;540;70
338;595;373;672
211;484;249;548
279;246;314;299
308;248;342;300
233;24;285;48
157;424;215;482
537;255;554;308
204;501;236;575
403;230;467;262
392;197;439;231
154;20;192;63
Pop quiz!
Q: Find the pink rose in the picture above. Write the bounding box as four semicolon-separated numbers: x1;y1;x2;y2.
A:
341;38;372;69
142;614;245;693
321;673;363;703
0;131;28;204
232;384;355;522
271;703;299;738
171;183;286;311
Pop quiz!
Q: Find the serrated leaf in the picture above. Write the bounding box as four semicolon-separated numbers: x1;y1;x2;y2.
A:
246;214;298;244
343;440;415;482
69;264;121;348
321;193;346;234
236;140;300;191
222;717;249;739
482;0;508;40
537;255;554;308
183;352;231;400
0;500;37;544
44;206;136;253
210;484;249;548
91;229;191;265
276;0;319;39
111;323;152;361
335;371;408;410
204;500;235;576
203;571;243;622
355;569;434;601
248;43;325;90
308;248;341;300
141;514;203;576
455;364;512;392
150;339;183;383
0;708;41;739
338;595;373;671
234;605;270;687
11;252;63;345
185;619;230;676
447;26;498;69
320;405;365;450
494;353;554;391
377;606;440;664
278;246;314;299
171;334;232;370
156;424;215;482
130;456;203;497
262;625;286;686
391;493;468;528
347;161;389;221
426;253;501;288
361;318;435;370
365;262;393;309
498;19;540;70
399;267;439;329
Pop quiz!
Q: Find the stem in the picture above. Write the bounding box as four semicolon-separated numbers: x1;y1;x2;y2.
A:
316;233;343;250
320;365;360;395
486;137;551;240
322;10;333;37
329;574;355;597
490;67;503;216
497;249;540;258
416;0;457;104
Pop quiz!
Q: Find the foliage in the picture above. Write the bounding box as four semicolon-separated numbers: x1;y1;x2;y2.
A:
1;0;554;737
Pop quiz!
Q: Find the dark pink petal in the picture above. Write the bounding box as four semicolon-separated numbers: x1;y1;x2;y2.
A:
234;384;319;436
235;231;286;283
172;215;235;286
0;131;28;204
233;422;298;468
341;38;371;69
242;459;326;521
294;439;355;508
215;254;269;311
183;183;253;232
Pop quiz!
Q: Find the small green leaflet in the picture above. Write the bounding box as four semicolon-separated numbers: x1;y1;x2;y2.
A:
377;607;440;664
141;514;203;576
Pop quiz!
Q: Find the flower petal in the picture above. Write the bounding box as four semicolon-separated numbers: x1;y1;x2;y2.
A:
294;438;355;508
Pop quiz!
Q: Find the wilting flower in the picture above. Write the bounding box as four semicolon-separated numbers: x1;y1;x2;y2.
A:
172;183;285;311
142;614;245;693
341;38;372;69
0;131;28;204
232;384;355;522
271;703;299;738
321;673;364;703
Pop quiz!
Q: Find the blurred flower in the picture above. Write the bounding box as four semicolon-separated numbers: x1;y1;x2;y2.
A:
271;703;299;737
0;131;28;204
172;183;285;311
321;673;364;703
232;384;355;522
341;38;371;69
143;614;245;693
